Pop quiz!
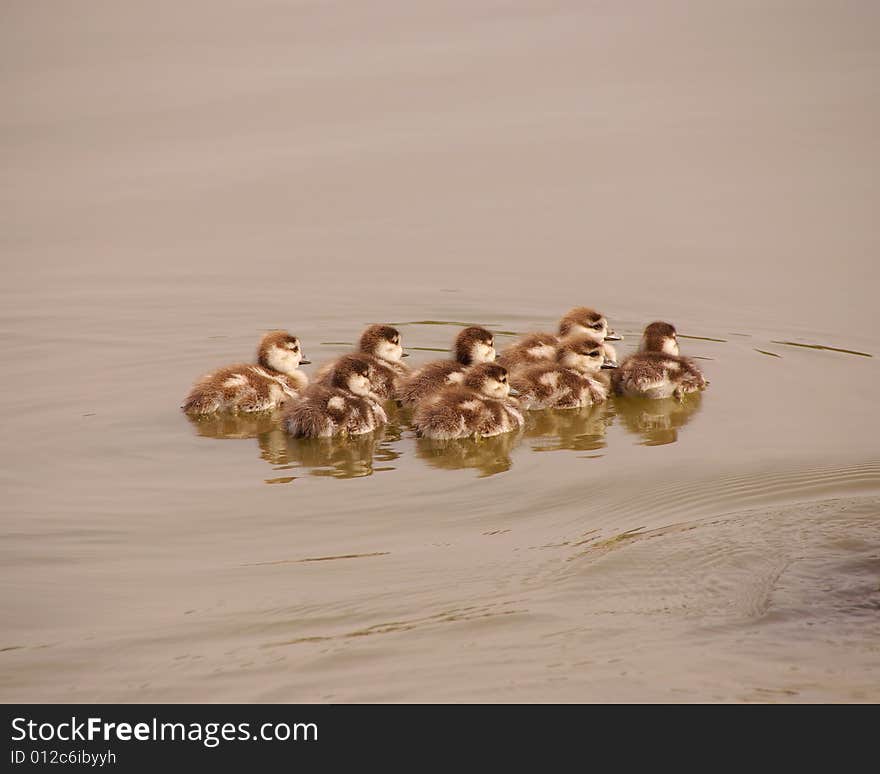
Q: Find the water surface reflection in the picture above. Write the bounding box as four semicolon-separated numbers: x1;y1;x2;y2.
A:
523;404;613;453
415;432;522;477
614;394;703;446
279;431;397;480
185;392;706;480
187;410;282;440
186;411;400;480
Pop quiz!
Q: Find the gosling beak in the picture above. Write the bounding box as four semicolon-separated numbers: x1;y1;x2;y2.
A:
401;352;410;358
601;361;619;370
508;386;521;397
299;358;312;365
605;331;623;341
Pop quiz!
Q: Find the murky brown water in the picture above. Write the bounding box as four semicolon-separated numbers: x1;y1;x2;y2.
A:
2;1;879;702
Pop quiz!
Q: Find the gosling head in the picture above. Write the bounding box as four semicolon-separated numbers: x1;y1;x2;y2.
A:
258;330;310;375
331;354;374;397
558;306;621;342
463;362;510;400
557;336;613;375
455;326;496;365
640;321;679;356
583;328;620;368
359;324;406;363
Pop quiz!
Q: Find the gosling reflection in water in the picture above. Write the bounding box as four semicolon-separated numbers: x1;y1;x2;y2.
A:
186;409;283;440
415;431;521;478
524;403;613;453
275;429;398;479
615;392;703;446
186;411;399;479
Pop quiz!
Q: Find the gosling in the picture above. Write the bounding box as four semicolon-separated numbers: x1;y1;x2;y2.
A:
498;306;621;375
612;321;707;400
511;336;616;410
398;326;496;408
315;324;409;400
284;355;387;437
412;363;523;439
182;330;310;414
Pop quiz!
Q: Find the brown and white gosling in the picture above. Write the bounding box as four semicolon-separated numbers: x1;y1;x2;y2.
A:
398;326;497;408
284;355;387;437
315;324;410;400
498;306;621;375
412;363;524;440
612;321;707;400
511;336;616;410
182;330;310;414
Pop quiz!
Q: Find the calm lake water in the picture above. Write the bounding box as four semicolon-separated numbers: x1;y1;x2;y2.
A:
2;1;878;702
